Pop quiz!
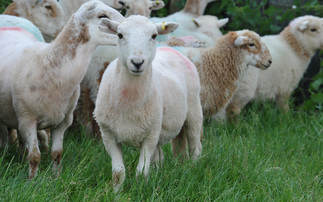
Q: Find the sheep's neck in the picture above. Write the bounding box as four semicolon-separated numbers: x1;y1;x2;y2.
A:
42;18;94;91
198;39;243;116
280;26;311;59
115;62;154;107
182;0;210;16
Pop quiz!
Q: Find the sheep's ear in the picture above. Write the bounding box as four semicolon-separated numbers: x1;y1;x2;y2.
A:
99;18;120;34
298;20;309;32
217;18;229;28
150;0;165;10
156;22;179;35
234;36;249;47
192;18;201;27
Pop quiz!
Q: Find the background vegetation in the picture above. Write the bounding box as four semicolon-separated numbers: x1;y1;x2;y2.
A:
0;0;322;201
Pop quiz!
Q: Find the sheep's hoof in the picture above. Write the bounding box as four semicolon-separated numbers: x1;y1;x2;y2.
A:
113;171;125;193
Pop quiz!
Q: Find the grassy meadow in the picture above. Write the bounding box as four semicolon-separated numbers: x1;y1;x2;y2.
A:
0;102;322;201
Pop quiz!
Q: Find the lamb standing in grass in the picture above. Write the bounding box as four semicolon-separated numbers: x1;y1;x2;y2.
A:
227;15;323;117
94;15;203;192
175;30;272;120
3;0;66;42
0;0;125;179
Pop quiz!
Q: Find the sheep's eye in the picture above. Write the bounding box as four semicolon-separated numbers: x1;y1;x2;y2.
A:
98;14;109;19
126;6;130;9
149;7;152;10
248;43;255;47
310;28;317;32
117;33;123;39
152;34;157;40
45;5;53;10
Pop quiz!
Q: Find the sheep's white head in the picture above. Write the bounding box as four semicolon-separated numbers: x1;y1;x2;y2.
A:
192;15;228;38
233;30;272;70
118;0;165;17
290;15;323;51
99;15;178;76
14;0;66;39
72;0;125;46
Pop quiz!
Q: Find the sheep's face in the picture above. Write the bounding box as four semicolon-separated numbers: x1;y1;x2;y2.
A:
99;15;178;76
234;30;272;70
21;0;66;39
119;0;165;17
291;16;323;51
74;0;125;46
192;15;228;38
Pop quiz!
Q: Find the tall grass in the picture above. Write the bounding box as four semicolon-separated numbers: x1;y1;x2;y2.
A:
0;102;322;201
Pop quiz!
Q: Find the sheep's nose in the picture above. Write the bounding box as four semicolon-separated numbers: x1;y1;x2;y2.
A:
131;59;144;69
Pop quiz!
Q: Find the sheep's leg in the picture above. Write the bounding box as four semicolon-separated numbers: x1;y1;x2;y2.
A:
276;93;290;112
37;130;50;154
0;124;9;148
137;133;159;178
101;131;125;193
50;112;73;177
151;146;164;167
171;128;188;161
18;119;40;179
184;101;203;160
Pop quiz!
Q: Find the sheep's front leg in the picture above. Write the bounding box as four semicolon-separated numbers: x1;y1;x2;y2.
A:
18;119;40;179
50;114;72;177
137;132;159;178
276;93;290;113
101;131;125;193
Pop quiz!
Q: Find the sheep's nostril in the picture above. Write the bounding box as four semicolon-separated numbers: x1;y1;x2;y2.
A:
268;60;272;64
131;59;144;69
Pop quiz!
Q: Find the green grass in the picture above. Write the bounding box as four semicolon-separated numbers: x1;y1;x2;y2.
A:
0;102;322;201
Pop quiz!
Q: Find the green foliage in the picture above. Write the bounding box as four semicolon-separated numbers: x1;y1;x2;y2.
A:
0;0;11;13
302;51;323;111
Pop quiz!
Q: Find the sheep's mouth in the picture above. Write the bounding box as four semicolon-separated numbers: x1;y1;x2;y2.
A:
130;70;143;75
260;63;271;69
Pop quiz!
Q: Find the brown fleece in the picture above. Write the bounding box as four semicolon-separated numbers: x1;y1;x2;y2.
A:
166;37;186;47
3;3;20;16
195;32;243;117
280;26;310;59
182;0;201;16
97;61;110;85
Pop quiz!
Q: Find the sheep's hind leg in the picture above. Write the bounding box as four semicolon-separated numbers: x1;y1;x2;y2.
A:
18;119;40;179
171;128;188;162
101;131;125;193
185;99;203;160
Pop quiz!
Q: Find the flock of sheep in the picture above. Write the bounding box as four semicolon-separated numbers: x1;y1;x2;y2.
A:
0;0;322;192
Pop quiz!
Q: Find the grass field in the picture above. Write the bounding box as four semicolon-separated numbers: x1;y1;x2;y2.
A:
0;102;322;201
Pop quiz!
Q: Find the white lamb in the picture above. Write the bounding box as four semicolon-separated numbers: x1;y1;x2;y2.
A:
0;0;125;179
227;15;323;117
94;15;203;192
3;0;66;42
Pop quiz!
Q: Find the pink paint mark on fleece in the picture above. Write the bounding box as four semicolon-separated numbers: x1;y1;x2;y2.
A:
158;47;196;72
0;27;37;41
